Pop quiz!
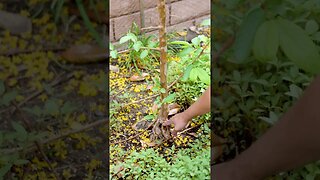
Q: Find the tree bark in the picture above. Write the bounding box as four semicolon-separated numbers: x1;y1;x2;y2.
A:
158;0;168;123
150;0;170;142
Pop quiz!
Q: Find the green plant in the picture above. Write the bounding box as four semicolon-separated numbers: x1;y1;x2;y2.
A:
75;0;104;47
110;23;160;72
111;140;210;179
166;23;211;107
213;1;320;177
214;0;320;73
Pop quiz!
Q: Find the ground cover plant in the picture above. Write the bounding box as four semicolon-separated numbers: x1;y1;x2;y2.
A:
109;2;211;177
0;1;108;179
213;0;320;179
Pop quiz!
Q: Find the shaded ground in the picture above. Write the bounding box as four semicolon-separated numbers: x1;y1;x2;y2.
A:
0;2;108;179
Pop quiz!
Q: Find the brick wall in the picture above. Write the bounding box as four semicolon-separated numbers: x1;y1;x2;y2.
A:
109;0;210;42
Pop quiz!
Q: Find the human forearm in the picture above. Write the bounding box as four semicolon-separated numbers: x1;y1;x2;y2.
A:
219;75;320;179
183;88;211;119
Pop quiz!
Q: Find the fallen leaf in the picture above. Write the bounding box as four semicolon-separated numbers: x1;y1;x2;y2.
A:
0;10;32;35
132;120;151;131
168;103;180;115
129;75;144;81
61;44;106;64
177;31;187;36
189;26;197;32
110;65;119;73
168;108;180;115
168;103;180;110
129;73;149;82
140;140;156;147
146;84;153;90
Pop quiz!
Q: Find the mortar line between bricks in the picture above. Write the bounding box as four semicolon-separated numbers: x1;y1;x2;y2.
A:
109;0;183;18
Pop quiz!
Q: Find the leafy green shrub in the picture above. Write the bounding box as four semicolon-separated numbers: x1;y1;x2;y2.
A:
110;23;160;71
111;142;210;180
167;28;210;107
213;58;316;177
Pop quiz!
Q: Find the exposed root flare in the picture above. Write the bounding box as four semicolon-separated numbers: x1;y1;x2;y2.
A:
150;117;171;144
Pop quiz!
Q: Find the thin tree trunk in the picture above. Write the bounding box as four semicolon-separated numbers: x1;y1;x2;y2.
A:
158;0;168;123
150;0;170;142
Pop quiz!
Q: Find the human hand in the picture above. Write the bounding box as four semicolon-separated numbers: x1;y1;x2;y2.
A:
162;112;192;136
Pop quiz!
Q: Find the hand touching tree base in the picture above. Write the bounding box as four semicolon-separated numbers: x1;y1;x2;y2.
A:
162;88;211;136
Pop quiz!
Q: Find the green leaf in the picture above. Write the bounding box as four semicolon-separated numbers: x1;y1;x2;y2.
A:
312;32;320;41
152;86;159;92
200;19;210;26
61;101;77;114
44;99;60;115
11;121;27;137
119;32;137;44
182;65;193;81
1;90;17;106
147;41;157;48
196;68;210;84
178;47;194;57
168;40;191;48
127;32;137;42
233;7;265;62
70;122;82;130
253;20;279;62
53;0;65;23
23;106;42;117
14;159;29;165
191;37;201;47
189;68;198;82
110;50;118;59
285;84;303;98
305;19;319;35
278;18;320;74
144;115;155;120
133;41;143;51
269;111;278;124
119;35;131;44
0;80;5;96
76;0;104;47
0;164;12;177
110;43;114;50
162;93;176;104
140;50;149;59
160;88;166;93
